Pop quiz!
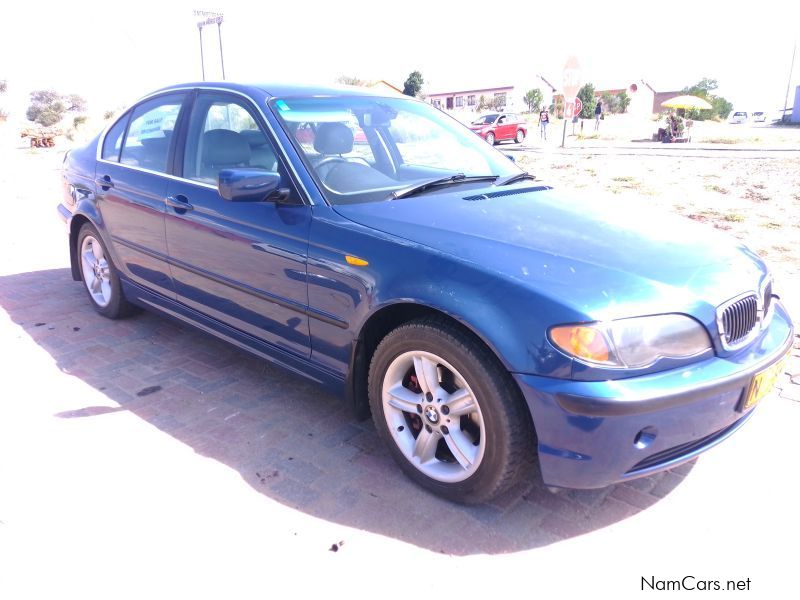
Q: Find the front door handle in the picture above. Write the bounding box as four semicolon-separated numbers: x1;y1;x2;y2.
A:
165;195;194;212
95;175;114;189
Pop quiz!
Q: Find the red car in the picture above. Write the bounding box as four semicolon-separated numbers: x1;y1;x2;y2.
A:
469;112;527;145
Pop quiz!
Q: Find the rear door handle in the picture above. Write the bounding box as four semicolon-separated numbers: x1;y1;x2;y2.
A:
165;195;194;212
95;175;114;189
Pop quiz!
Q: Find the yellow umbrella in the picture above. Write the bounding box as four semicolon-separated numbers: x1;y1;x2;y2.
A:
661;95;713;110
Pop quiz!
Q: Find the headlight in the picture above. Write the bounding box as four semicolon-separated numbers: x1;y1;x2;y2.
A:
550;314;712;369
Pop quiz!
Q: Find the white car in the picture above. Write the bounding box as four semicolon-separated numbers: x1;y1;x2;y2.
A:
730;111;748;124
752;111;767;123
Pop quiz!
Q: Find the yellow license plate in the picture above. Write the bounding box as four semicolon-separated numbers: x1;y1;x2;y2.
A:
743;355;787;411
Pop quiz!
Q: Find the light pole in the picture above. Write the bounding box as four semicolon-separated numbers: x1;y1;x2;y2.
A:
217;19;226;80
782;41;796;123
194;10;225;81
198;24;206;80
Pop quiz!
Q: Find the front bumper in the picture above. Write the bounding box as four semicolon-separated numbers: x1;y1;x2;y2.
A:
514;301;794;489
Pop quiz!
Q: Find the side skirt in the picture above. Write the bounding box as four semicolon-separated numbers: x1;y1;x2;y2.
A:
121;279;347;395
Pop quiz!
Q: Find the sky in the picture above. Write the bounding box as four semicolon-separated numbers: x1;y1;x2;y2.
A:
1;0;799;119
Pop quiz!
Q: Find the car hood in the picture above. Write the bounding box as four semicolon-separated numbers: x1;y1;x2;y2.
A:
333;185;767;320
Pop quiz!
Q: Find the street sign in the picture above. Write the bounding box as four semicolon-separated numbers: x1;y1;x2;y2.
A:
561;56;582;147
564;97;583;119
562;56;582;101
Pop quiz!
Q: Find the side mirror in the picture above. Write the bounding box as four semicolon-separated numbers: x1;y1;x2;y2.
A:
218;169;290;203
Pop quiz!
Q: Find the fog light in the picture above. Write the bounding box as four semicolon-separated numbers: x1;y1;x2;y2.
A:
634;426;658;449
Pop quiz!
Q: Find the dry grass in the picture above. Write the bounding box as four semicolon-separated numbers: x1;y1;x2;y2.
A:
521;152;800;291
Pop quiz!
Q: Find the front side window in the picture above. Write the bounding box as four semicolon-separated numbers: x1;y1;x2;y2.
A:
472;114;498;125
182;94;284;184
119;94;183;173
271;95;520;205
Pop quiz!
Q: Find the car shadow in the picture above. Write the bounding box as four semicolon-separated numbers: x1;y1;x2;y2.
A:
1;268;693;555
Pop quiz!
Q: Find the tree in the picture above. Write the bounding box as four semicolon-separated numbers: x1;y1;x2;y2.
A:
26;89;87;127
616;90;631;113
336;75;364;86
523;88;543;112
402;71;424;97
477;95;488;111
681;78;733;121
65;94;87;112
577;83;596;119
600;91;617;114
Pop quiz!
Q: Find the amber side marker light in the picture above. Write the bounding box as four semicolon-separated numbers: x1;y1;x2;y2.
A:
345;255;369;266
550;325;611;363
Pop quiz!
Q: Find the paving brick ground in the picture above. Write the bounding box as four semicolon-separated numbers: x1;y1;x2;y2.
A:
1;142;798;599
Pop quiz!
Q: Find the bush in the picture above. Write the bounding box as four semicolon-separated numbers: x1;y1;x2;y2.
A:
616;90;631;113
577;83;596;119
103;110;115;120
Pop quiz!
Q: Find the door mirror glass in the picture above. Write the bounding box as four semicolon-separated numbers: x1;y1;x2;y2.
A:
218;168;282;202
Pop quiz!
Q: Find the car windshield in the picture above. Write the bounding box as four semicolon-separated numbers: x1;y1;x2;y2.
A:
472;114;498;125
270;96;520;204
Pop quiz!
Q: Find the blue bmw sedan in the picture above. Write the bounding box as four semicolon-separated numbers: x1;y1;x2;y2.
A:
58;82;793;503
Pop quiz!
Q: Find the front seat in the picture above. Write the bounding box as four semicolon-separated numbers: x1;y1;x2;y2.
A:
312;123;354;179
311;123;394;195
199;129;251;181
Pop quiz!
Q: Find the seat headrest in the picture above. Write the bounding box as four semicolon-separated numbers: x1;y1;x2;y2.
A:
239;129;268;148
202;129;251;166
313;123;354;155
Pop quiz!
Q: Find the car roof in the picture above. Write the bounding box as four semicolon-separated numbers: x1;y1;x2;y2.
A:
150;81;396;99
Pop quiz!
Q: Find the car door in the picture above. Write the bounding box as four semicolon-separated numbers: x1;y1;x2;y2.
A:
95;93;187;298
164;91;312;357
501;114;518;140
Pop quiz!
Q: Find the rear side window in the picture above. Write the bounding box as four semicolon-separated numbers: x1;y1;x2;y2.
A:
119;94;184;173
101;115;128;161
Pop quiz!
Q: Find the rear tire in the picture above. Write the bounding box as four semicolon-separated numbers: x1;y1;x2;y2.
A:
485;132;496;145
368;317;536;503
515;129;525;143
77;223;137;319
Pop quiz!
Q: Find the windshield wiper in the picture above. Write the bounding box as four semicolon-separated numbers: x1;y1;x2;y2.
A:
391;173;498;200
494;172;537;186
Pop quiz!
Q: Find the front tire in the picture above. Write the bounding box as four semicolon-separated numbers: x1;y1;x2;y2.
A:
515;129;525;143
77;223;137;319
368;318;536;503
485;131;496;145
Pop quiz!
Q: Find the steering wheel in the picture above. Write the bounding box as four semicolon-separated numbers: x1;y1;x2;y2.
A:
314;156;349;176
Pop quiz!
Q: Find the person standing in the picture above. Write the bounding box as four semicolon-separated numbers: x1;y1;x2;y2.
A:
594;99;603;131
538;107;550;140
